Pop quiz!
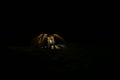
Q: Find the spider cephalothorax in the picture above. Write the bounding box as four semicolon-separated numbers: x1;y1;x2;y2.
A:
33;34;66;49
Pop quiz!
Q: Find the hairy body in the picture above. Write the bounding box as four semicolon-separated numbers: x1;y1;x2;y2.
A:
33;34;65;49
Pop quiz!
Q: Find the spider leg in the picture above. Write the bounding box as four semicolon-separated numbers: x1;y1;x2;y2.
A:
53;34;64;41
41;34;48;48
32;34;43;47
42;34;48;43
37;34;44;44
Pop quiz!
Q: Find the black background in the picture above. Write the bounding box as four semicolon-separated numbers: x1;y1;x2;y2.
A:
1;3;111;46
1;3;112;79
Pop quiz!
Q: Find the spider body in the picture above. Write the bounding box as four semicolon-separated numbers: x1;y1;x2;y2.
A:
33;34;66;50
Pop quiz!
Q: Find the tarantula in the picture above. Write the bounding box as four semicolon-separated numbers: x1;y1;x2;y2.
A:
32;34;66;49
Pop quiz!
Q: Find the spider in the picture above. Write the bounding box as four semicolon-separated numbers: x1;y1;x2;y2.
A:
32;34;66;49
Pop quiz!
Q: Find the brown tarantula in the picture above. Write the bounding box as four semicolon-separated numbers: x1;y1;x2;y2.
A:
32;34;66;49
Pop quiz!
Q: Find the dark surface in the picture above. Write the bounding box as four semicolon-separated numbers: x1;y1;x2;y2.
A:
1;42;112;79
1;26;112;79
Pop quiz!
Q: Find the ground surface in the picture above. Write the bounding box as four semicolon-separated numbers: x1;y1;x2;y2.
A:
2;43;112;79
